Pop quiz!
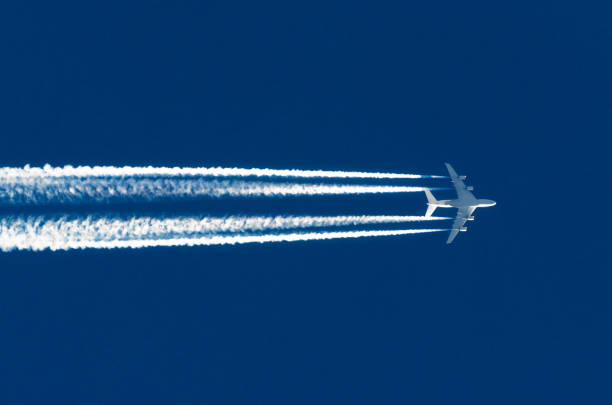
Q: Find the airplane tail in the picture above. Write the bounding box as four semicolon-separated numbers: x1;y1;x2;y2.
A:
425;205;437;218
424;189;438;217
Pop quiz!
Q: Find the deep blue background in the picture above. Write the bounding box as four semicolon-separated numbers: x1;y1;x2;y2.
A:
1;1;610;403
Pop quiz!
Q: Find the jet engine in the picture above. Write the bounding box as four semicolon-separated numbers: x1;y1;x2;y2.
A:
460;227;468;232
467;216;475;221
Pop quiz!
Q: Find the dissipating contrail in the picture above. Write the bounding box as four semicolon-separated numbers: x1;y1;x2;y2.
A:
0;217;448;251
0;164;449;251
0;178;446;205
0;164;446;179
0;214;450;249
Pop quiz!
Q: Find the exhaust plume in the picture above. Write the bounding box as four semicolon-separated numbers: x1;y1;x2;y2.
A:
0;218;447;251
0;214;450;248
0;178;441;204
0;164;445;179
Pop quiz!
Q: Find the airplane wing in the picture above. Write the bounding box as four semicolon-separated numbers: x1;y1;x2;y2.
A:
447;206;476;244
447;228;461;245
445;163;474;199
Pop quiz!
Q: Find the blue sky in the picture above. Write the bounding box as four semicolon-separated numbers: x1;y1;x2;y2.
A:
0;1;610;403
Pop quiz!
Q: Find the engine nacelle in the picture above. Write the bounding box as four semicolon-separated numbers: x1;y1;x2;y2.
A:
460;227;468;232
459;175;467;180
467;216;475;221
466;186;474;191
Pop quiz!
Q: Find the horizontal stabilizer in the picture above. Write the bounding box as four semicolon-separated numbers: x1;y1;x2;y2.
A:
424;189;437;204
425;205;437;218
424;189;438;218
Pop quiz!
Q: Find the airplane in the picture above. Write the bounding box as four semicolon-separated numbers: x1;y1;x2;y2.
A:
424;163;496;244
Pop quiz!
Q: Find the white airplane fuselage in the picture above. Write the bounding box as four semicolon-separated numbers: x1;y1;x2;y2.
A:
430;198;496;209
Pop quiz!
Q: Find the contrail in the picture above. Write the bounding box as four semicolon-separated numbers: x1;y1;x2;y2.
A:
0;222;447;251
0;214;450;248
0;164;446;179
0;178;443;204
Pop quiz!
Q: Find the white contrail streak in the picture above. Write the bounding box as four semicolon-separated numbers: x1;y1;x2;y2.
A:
0;164;445;179
0;214;450;249
0;223;447;251
0;178;438;204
